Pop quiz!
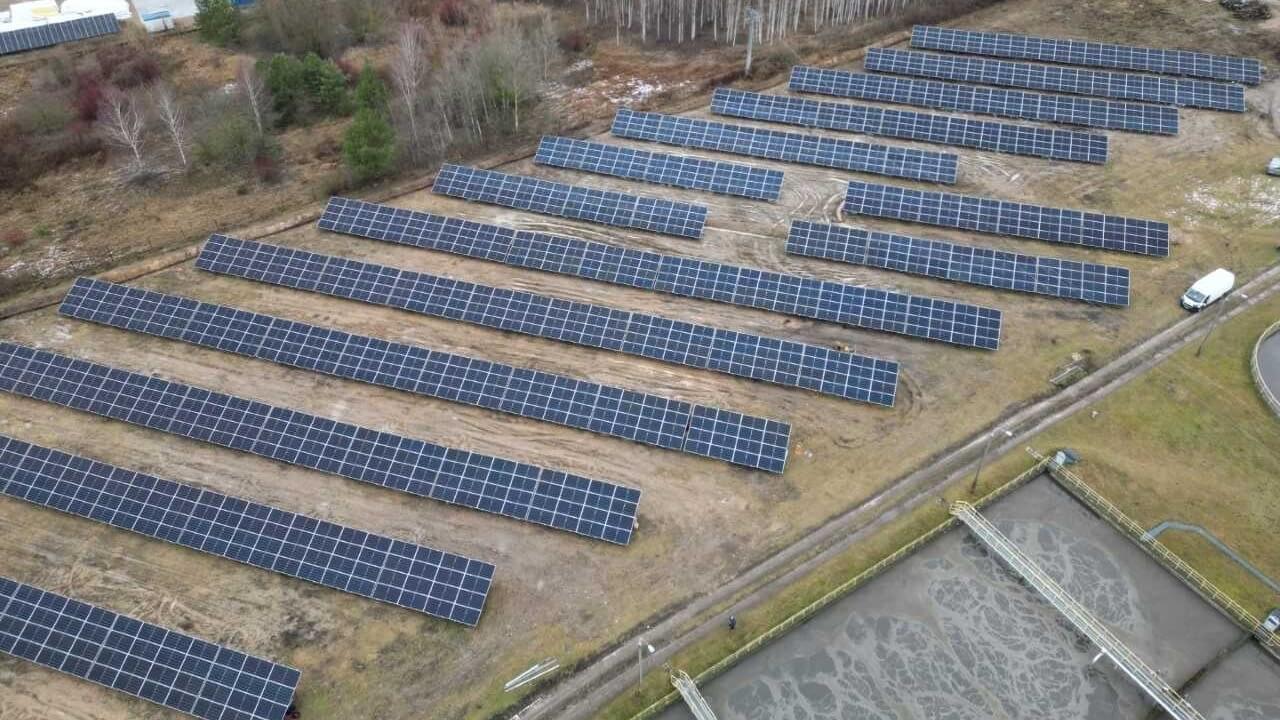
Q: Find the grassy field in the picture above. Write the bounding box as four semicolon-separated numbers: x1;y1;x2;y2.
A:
981;290;1280;616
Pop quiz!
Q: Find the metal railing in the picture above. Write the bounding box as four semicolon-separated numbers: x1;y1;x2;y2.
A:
951;500;1206;720
627;455;1054;720
1034;450;1280;654
1250;320;1280;418
670;669;718;720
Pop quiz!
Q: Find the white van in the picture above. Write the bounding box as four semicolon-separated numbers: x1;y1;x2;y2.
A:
1180;268;1235;311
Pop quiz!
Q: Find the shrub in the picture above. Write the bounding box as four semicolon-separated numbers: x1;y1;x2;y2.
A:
301;53;351;116
253;147;283;183
73;73;105;122
353;62;388;114
260;54;305;127
558;29;591;53
437;0;469;26
195;113;260;168
342;107;394;184
0;119;104;191
195;0;241;46
14;94;74;135
2;229;27;249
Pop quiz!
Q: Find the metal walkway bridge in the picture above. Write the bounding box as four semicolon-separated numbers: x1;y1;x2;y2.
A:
950;500;1206;720
671;668;718;720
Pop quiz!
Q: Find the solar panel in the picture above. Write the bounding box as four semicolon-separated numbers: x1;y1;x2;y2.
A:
866;48;1246;112
844;181;1170;258
0;435;494;626
0;342;641;545
432;164;707;239
535;136;784;201
0;14;118;56
789;65;1180;135
0;575;299;720
319;197;1001;350
200;234;899;406
912;25;1264;86
610;108;959;184
59;278;790;473
710;88;1109;164
787;221;1131;306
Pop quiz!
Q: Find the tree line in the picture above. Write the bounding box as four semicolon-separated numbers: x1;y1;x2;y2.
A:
580;0;929;44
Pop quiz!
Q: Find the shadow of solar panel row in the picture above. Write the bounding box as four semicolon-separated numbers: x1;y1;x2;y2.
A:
432;163;707;239
0;576;299;720
866;48;1245;112
0;435;493;626
60;278;790;473
844;181;1170;258
203;233;898;407
610;107;958;183
912;25;1263;86
319;197;998;351
0;13;118;55
535;136;784;201
0;342;640;545
789;65;1179;135
787;221;1131;307
710;88;1108;164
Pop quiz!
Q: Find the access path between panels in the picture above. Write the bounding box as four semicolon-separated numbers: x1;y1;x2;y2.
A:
710;88;1109;164
789;65;1180;135
0;434;494;626
197;235;900;406
61;277;791;473
0;341;642;545
319;197;1002;351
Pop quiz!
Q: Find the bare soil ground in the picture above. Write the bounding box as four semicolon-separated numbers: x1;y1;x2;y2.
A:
1;0;1279;719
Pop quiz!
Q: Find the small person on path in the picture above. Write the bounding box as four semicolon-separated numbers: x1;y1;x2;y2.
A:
728;615;737;631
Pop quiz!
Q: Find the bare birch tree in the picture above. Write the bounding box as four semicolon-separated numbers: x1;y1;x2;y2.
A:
100;89;147;170
390;22;427;160
150;83;189;168
238;59;267;135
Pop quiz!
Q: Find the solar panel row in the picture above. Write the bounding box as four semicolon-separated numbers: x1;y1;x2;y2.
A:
710;88;1109;164
789;65;1180;135
0;13;118;56
0;435;494;626
535;136;784;201
610;107;959;183
0;575;299;720
319;197;1000;350
60;278;791;473
911;25;1264;86
866;48;1246;112
787;221;1131;307
843;181;1171;257
0;341;642;545
432;163;708;239
201;234;900;406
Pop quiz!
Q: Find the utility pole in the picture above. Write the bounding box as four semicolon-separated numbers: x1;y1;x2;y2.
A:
744;8;762;77
1196;292;1246;357
969;427;1013;495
